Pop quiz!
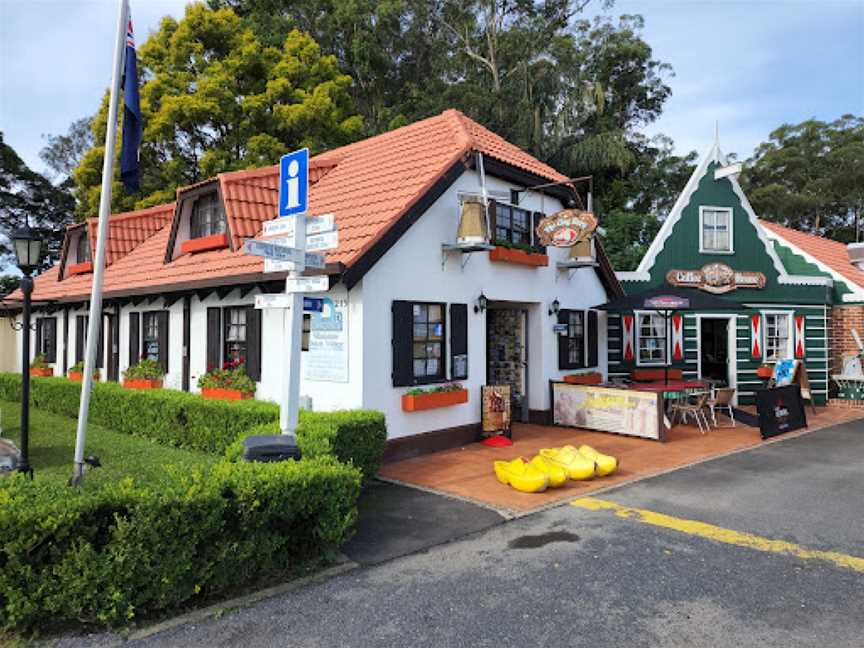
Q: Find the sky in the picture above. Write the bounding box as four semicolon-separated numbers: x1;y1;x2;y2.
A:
0;0;862;176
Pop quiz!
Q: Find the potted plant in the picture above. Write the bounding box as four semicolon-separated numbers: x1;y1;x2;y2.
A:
29;353;53;377
198;360;256;401
68;360;99;382
489;240;548;267
563;372;602;385
122;358;165;389
756;363;774;379
402;382;469;412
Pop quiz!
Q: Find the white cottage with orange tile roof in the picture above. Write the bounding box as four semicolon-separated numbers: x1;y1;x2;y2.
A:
4;110;621;456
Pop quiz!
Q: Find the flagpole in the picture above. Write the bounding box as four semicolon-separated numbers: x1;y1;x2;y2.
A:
71;0;129;486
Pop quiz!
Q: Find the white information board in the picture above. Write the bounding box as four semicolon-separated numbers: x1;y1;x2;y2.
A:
303;296;349;383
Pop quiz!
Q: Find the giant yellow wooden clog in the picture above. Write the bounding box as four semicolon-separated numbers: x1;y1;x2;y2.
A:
578;444;618;477
529;455;568;488
493;458;549;493
539;446;596;481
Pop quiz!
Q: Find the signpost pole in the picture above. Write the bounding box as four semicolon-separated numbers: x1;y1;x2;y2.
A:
280;216;305;436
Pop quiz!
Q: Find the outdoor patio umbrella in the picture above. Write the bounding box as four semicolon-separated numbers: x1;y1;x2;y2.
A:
597;284;743;384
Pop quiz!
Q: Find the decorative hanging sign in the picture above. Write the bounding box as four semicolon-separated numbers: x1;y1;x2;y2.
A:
535;209;598;247
666;263;766;294
644;295;689;310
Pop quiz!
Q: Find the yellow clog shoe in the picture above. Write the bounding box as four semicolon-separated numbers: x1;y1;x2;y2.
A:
578;444;618;477
529;455;568;488
493;458;549;493
539;446;596;481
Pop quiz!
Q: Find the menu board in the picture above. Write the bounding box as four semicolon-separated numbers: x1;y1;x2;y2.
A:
551;382;665;441
756;385;807;439
481;385;512;436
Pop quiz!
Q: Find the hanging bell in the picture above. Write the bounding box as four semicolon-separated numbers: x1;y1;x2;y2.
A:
456;198;488;245
570;237;593;261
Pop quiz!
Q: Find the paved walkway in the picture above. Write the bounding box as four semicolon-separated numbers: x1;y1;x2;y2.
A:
379;405;864;513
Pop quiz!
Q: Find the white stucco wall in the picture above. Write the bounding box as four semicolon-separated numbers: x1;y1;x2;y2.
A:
359;169;610;439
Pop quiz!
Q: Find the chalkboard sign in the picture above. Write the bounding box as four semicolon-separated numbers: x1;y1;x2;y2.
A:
756;385;807;439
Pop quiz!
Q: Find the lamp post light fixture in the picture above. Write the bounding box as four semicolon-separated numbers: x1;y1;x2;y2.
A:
474;291;488;314
11;223;44;477
548;298;560;317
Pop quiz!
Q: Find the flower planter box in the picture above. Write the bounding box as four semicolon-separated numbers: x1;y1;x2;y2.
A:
181;232;229;255
123;378;163;390
756;366;774;379
402;389;469;412
30;367;54;377
67;261;93;275
201;387;254;401
68;371;98;382
489;246;548;267
563;372;602;385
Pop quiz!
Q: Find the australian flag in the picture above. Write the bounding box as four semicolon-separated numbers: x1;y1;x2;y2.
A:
120;3;142;193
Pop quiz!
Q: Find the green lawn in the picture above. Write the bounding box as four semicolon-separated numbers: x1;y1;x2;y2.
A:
0;400;218;488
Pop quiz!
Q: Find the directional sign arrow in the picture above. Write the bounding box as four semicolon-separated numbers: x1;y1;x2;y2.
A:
305;230;338;252
244;239;305;263
254;294;293;309
262;213;336;237
286;276;330;293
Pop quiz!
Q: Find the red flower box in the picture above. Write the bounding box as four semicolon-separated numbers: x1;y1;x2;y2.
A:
402;388;469;412
489;246;548;267
564;372;602;385
68;371;98;382
67;261;93;275
201;387;254;401
181;232;229;255
123;378;163;390
30;367;54;377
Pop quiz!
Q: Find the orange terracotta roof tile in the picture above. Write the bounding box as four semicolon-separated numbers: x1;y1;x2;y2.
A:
86;203;175;266
761;220;864;290
23;109;573;303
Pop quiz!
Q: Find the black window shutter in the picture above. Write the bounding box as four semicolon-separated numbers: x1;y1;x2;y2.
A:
45;318;57;362
587;310;598;368
392;300;414;386
35;319;43;359
245;307;262;381
75;316;85;363
487;199;497;243
157;311;170;375
206;307;222;372
129;312;140;366
450;303;468;379
96;317;104;368
557;309;570;370
532;211;547;254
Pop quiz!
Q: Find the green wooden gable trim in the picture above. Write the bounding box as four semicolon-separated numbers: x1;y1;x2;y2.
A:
771;239;853;303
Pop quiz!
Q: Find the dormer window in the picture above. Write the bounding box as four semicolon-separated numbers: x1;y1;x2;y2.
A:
76;233;91;263
190;193;226;239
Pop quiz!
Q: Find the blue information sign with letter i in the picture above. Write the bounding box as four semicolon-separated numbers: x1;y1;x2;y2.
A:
279;148;309;217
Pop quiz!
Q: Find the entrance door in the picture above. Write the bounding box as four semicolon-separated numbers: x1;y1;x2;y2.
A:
699;317;732;386
486;308;529;422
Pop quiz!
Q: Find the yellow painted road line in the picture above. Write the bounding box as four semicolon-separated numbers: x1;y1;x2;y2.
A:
571;497;864;574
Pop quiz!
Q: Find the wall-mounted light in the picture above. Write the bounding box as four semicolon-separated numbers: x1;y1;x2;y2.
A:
548;298;560;317
474;291;488;314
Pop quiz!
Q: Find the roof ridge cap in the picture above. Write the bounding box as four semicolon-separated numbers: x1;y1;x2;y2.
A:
443;109;474;152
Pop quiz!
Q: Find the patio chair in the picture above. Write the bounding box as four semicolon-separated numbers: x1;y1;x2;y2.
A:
669;391;711;434
706;387;736;427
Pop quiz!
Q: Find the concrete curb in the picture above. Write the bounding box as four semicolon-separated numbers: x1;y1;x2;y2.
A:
79;558;359;647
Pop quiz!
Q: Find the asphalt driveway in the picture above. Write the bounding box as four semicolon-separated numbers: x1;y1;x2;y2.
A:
55;420;864;648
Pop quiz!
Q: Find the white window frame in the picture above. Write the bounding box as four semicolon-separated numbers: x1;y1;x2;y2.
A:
699;205;734;254
761;310;794;362
635;310;669;367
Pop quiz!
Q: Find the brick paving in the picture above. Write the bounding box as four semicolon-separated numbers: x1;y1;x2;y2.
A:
379;405;864;514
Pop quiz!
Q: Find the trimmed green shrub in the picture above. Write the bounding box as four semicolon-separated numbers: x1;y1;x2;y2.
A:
0;374;279;454
0;457;362;631
225;410;387;482
122;358;165;381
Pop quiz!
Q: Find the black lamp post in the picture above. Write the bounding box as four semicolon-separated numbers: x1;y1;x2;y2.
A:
11;223;43;477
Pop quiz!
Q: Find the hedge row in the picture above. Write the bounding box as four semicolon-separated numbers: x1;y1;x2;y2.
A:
0;456;362;631
0;375;388;479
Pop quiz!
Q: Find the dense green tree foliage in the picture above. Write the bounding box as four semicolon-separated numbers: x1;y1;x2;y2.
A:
0;133;74;279
73;3;362;218
742;115;864;242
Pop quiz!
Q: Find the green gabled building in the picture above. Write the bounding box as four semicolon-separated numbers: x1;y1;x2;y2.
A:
610;135;864;405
